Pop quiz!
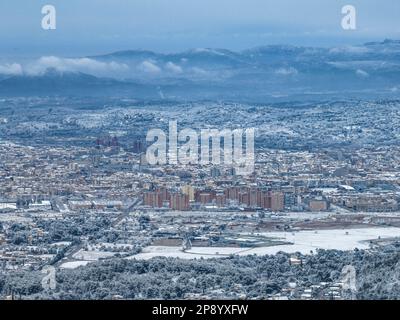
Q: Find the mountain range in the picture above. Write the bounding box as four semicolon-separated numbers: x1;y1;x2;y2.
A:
1;39;400;101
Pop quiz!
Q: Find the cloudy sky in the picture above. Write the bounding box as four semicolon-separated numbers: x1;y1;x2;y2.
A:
0;0;399;57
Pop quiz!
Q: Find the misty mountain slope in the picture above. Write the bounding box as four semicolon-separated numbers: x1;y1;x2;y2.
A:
0;40;399;101
0;69;158;98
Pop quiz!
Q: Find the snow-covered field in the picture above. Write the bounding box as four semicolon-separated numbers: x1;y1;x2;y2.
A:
246;226;400;254
72;249;116;261
60;260;91;269
129;227;400;260
58;249;120;269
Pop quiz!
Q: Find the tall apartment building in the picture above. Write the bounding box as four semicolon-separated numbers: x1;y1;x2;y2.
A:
170;193;190;211
181;185;195;201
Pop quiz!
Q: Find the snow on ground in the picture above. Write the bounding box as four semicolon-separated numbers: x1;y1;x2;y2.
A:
126;246;227;260
72;249;116;261
0;214;31;223
98;243;134;249
129;227;400;260
249;226;400;253
59;261;91;269
50;241;72;247
59;250;118;269
277;212;335;220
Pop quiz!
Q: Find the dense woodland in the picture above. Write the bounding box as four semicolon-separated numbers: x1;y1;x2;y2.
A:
1;243;400;300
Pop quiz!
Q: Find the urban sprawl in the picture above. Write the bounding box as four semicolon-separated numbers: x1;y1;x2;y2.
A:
1;98;400;299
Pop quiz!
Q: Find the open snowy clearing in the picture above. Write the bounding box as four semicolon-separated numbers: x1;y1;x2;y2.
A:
129;227;400;260
72;249;116;261
59;260;91;269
